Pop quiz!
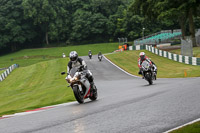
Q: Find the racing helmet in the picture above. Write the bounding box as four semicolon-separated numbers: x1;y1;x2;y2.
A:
139;52;146;61
69;51;78;62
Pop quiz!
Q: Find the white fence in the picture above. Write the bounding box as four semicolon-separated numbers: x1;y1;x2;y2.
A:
0;64;19;82
129;45;200;66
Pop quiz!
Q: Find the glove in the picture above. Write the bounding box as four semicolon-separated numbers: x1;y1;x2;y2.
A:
138;68;142;74
67;75;71;79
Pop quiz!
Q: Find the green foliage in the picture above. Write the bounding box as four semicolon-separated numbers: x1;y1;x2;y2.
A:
1;0;199;53
0;0;36;50
129;0;200;46
22;0;70;44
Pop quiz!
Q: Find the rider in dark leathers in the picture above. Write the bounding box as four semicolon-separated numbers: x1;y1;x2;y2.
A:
67;51;96;91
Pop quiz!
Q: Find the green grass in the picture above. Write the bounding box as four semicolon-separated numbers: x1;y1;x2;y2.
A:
170;121;200;133
0;58;75;116
105;50;200;78
0;42;118;68
0;43;199;117
169;47;200;57
0;42;119;116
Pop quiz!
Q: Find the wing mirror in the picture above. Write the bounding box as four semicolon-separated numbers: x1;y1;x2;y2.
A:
61;72;66;75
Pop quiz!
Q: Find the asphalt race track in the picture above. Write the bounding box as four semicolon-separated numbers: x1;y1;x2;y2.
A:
0;55;200;133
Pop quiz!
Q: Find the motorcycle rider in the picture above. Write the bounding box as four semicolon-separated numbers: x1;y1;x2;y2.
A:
98;51;102;56
138;52;157;79
98;51;102;61
88;50;92;58
67;51;96;92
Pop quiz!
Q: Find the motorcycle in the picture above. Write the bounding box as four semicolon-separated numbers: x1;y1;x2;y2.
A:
98;55;102;61
141;60;156;85
89;53;92;59
61;66;97;103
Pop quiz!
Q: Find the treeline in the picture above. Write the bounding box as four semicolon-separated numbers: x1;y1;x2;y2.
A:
0;0;199;54
130;0;200;47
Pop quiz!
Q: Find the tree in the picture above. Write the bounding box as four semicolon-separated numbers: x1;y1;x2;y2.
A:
0;0;36;51
22;0;59;45
70;9;107;42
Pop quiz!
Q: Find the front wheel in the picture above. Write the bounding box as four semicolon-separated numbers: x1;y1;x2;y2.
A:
73;85;84;103
145;73;153;85
89;85;98;101
148;79;153;85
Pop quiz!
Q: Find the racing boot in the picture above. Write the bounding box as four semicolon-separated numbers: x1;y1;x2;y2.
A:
154;71;157;80
90;81;97;95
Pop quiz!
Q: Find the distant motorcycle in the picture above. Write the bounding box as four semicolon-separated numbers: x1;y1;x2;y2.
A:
98;55;102;61
89;53;92;59
61;66;97;103
141;60;156;85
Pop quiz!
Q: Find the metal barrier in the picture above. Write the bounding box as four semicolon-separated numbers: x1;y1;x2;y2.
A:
0;64;19;82
129;45;200;66
134;29;182;45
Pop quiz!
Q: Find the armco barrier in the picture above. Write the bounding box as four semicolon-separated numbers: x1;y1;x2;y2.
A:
0;64;19;82
129;45;200;66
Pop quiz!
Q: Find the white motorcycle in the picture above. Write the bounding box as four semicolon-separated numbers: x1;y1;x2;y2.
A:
89;53;92;59
61;66;97;103
141;60;156;85
98;55;102;61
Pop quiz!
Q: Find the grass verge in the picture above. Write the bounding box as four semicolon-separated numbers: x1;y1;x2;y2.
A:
170;121;200;133
105;50;200;78
0;42;118;116
0;42;118;68
0;58;74;116
169;47;200;57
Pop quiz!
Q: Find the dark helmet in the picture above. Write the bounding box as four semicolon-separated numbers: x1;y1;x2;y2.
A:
139;52;146;61
69;51;78;62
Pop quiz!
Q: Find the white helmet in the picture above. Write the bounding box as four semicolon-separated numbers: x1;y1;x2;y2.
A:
139;52;145;61
69;51;78;62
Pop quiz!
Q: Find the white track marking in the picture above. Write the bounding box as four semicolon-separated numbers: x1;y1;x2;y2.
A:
163;118;200;133
1;101;77;118
103;55;139;78
104;53;200;132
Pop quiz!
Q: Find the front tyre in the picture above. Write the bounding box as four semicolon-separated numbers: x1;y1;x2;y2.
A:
145;73;153;85
148;79;153;85
73;85;84;104
89;85;98;101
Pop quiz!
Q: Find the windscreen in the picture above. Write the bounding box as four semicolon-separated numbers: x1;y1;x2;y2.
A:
141;60;150;69
69;67;78;77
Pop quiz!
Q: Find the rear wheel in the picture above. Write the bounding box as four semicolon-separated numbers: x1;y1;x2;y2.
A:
73;86;84;104
89;85;98;101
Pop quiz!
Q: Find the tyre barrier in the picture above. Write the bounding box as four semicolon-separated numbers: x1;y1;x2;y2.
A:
0;64;19;82
129;45;200;66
